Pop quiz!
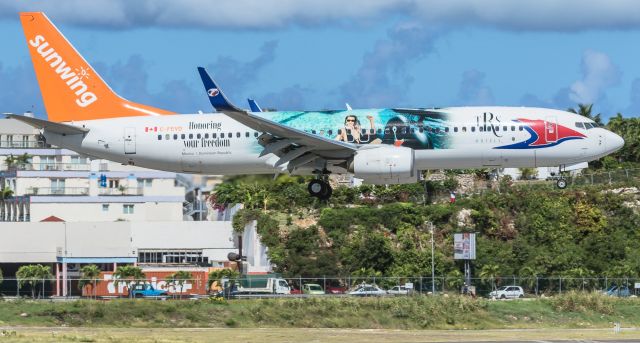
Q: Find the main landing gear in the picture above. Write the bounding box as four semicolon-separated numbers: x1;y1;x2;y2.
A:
308;171;332;200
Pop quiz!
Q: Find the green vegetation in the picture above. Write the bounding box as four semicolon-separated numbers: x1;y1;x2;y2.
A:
0;293;639;329
16;265;52;299
78;265;102;298
165;271;193;296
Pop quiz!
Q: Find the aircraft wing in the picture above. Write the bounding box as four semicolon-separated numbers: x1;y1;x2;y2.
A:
8;115;89;135
197;67;357;170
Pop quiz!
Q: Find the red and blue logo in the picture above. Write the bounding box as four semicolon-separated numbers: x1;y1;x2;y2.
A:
495;118;586;149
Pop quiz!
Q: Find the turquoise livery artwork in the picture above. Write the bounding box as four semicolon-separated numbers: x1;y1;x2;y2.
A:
257;108;452;150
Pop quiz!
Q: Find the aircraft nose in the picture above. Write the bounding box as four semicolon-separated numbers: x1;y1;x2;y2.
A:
607;131;624;153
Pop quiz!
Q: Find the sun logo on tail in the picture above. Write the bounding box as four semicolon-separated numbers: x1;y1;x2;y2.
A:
208;88;219;97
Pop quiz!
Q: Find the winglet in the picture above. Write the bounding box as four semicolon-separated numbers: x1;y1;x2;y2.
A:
197;67;243;113
248;98;263;112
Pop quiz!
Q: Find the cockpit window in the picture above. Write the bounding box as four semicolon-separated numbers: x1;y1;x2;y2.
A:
575;122;585;129
584;123;594;129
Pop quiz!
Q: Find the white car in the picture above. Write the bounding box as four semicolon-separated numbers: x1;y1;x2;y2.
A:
348;284;387;296
489;286;524;299
387;286;410;295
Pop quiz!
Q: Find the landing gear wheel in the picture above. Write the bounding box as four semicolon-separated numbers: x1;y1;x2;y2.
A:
556;178;567;189
319;184;333;201
308;180;326;197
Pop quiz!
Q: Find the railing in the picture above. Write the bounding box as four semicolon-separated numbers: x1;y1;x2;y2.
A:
1;275;639;299
4;163;91;171
25;187;89;196
0;140;48;148
98;187;143;196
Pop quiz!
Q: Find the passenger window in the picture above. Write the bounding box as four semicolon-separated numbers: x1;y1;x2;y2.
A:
157;135;162;140
165;134;170;140
197;133;201;139
518;126;523;131
445;127;449;133
511;126;516;131
228;132;232;138
495;126;499;132
212;133;217;138
189;134;193;139
471;127;476;132
462;127;467;132
454;127;458;133
245;132;250;137
204;133;209;139
503;126;507;131
236;132;241;138
181;134;185;139
220;133;225;138
173;134;178;140
479;127;484;132
254;132;259;137
328;130;333;135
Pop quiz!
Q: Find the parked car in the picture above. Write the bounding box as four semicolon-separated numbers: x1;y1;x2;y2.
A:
348;284;386;297
488;286;524;299
605;285;631;297
387;286;410;295
325;285;348;294
130;283;168;298
303;284;325;295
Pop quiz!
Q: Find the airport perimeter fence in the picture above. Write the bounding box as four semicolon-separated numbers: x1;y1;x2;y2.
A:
1;276;639;299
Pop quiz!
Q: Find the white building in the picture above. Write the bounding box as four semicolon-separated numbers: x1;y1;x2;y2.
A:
0;116;185;222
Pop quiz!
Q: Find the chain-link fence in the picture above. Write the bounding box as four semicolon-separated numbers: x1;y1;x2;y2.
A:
1;275;638;299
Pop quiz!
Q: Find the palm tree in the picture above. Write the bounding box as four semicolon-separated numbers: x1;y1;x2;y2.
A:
113;265;145;297
1;187;13;200
479;264;500;292
78;265;102;298
568;103;603;125
16;264;52;299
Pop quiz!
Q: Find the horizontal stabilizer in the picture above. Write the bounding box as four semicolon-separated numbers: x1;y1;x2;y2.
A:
8;115;88;135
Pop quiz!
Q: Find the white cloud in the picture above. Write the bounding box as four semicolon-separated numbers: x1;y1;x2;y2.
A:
3;0;640;31
568;50;621;104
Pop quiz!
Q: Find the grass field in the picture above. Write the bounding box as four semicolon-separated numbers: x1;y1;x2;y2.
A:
0;292;639;341
2;327;640;343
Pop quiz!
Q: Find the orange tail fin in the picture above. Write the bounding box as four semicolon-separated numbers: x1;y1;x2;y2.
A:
20;12;175;122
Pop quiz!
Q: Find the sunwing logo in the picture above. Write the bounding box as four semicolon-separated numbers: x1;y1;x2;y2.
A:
495;118;586;150
207;88;220;97
29;35;97;108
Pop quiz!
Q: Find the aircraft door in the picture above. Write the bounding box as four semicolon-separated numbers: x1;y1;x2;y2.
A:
124;127;136;154
545;116;558;142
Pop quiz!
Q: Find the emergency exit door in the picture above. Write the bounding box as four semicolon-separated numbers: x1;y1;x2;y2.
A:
124;127;136;154
545;116;558;142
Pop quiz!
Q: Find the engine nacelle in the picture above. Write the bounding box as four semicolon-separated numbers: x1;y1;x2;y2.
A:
349;146;417;184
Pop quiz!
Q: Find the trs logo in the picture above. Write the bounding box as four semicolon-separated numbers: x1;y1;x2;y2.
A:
495;118;586;149
29;35;97;108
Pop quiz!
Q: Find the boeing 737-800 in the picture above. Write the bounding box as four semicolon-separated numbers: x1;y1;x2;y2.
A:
12;12;624;200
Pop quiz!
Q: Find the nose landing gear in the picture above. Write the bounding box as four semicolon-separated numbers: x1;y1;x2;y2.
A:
554;165;568;189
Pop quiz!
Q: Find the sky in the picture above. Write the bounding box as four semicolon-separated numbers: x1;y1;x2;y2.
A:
1;0;640;121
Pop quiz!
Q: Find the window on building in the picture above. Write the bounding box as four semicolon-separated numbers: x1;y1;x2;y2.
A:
108;179;120;189
140;179;153;187
51;178;65;195
102;204;109;212
123;204;134;214
70;156;87;164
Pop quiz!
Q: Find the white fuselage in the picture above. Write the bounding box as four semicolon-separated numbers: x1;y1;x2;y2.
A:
42;106;623;177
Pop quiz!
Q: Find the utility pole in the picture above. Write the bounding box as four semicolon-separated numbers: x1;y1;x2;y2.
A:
429;221;435;295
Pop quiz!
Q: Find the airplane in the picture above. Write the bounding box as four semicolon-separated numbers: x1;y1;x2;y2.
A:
11;12;624;200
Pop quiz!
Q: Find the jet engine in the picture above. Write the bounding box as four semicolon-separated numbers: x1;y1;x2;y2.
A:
349;146;417;184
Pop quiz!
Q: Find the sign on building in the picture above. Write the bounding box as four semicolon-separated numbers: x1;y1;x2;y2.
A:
454;233;476;260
